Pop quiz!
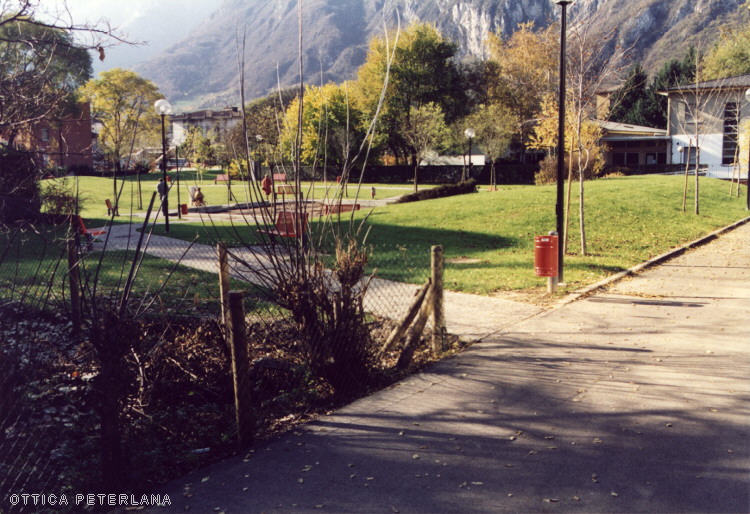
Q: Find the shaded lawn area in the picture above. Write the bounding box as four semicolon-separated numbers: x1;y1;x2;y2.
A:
149;175;748;296
0;226;256;316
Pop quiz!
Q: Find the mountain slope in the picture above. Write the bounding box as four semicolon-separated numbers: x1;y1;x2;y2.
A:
136;0;744;109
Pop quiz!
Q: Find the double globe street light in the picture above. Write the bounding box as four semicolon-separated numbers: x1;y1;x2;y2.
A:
154;99;173;232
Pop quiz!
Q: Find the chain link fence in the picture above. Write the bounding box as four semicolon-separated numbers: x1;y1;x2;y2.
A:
0;214;436;512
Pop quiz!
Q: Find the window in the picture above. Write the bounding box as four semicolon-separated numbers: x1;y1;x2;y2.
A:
682;147;698;165
612;153;625;165
645;153;657;165
40;128;49;142
722;102;739;165
626;153;639;165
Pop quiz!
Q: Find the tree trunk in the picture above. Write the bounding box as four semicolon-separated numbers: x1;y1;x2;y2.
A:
113;160;120;211
682;145;690;213
412;153;419;193
694;159;700;215
579;170;587;256
137;169;143;210
563;153;574;254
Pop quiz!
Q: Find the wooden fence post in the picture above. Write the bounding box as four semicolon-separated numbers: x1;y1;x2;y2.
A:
228;291;252;447
218;243;230;327
431;245;446;354
397;289;434;370
67;238;81;333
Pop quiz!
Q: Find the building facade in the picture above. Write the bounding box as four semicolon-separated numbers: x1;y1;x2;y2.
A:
661;74;750;179
170;107;242;145
1;102;94;172
597;120;670;167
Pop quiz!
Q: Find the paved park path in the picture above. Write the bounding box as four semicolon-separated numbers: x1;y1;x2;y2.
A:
128;218;750;513
97;214;544;338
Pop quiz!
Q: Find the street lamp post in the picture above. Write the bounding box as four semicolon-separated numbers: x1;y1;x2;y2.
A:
154;99;173;233
175;146;182;219
464;128;475;183
255;134;263;179
745;89;750;210
555;0;571;284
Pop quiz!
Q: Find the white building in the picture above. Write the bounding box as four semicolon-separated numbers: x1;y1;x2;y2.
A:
170;107;242;146
661;74;750;179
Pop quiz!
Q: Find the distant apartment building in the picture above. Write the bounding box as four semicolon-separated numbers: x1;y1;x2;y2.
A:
170;107;242;145
1;102;94;171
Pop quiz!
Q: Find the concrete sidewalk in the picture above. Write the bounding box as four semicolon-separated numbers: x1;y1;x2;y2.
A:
141;221;749;514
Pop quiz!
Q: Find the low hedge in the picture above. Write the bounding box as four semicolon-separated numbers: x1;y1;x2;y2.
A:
394;179;478;204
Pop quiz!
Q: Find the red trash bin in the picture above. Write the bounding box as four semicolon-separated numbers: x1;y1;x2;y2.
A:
534;234;558;277
180;204;188;215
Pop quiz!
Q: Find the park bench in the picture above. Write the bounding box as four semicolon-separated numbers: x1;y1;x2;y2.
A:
258;211;309;243
73;215;106;251
214;174;230;184
274;183;298;203
321;203;361;215
105;198;119;216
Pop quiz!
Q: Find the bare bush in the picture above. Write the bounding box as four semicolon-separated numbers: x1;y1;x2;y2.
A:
40;178;84;216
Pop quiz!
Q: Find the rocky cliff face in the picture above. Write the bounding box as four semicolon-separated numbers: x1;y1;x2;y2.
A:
136;0;744;109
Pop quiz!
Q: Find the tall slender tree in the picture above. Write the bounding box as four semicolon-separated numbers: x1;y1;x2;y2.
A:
80;69;162;210
486;22;558;161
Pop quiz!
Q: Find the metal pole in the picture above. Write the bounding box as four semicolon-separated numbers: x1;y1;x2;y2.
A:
161;113;170;233
556;0;570;284
176;146;181;219
467;137;473;180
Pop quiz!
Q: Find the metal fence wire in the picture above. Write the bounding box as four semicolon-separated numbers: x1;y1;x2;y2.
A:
0;216;437;512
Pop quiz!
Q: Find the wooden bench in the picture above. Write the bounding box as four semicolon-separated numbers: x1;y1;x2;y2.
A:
74;216;106;251
105;198;119;216
322;203;360;215
214;174;230;184
258;211;309;243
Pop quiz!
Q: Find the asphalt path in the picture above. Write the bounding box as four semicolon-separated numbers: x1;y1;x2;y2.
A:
130;220;750;513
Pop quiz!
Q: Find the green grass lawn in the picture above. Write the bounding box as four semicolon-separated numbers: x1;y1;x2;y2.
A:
47;169;421;225
149;175;749;297
0;224;272;317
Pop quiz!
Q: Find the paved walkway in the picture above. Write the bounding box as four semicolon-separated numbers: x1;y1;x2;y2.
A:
135;220;749;513
95;217;544;337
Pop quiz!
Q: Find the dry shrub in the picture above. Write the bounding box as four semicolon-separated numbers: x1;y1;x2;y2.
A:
535;150;606;185
276;238;374;396
40;178;84;215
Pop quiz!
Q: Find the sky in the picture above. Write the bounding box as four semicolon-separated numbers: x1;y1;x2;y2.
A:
43;0;223;74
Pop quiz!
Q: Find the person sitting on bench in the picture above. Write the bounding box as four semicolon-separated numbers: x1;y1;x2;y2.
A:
193;187;205;206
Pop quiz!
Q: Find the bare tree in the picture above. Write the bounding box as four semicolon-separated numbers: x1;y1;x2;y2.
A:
564;18;629;255
667;55;743;214
0;0;130;138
